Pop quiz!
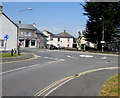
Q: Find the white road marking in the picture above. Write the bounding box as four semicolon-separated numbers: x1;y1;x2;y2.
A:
79;55;93;58
101;57;107;59
45;57;49;59
67;55;79;59
48;59;65;64
1;58;65;75
54;58;58;60
0;64;40;75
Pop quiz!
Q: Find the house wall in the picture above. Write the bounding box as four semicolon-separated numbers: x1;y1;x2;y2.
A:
48;37;74;48
18;29;37;48
37;34;47;48
18;29;47;48
0;14;17;51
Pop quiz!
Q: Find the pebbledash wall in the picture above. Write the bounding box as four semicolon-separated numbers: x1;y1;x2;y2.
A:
0;6;18;51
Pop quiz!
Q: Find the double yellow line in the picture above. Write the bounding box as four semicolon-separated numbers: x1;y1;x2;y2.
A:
34;76;73;97
34;67;119;97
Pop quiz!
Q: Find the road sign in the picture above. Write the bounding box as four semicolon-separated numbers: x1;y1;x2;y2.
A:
101;41;105;44
4;34;9;40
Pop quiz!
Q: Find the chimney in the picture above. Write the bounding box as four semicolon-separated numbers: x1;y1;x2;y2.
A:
64;30;66;33
33;23;36;27
18;20;21;24
0;5;3;14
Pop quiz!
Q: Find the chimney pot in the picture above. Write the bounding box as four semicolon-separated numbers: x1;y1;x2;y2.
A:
64;30;66;33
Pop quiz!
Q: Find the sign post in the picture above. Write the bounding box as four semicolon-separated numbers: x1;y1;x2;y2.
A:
4;35;9;51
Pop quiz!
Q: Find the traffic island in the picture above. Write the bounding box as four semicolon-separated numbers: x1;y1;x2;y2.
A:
1;52;35;63
0;53;21;58
99;73;120;96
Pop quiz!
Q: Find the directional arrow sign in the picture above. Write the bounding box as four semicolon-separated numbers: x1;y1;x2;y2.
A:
4;34;9;40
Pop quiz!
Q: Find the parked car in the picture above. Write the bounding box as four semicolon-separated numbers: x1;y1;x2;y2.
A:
50;45;58;50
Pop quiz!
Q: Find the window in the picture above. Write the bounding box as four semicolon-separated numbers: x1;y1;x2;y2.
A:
25;32;31;36
50;37;53;41
31;40;35;46
0;40;4;47
67;44;69;47
19;39;24;46
67;38;70;42
58;38;60;42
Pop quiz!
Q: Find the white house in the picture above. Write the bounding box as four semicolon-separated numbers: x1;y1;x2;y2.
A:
0;5;18;51
18;23;47;48
43;30;74;48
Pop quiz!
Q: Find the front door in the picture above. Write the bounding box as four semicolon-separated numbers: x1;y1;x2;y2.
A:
25;40;30;47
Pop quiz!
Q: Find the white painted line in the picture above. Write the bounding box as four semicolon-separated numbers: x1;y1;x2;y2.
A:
54;58;58;60
67;55;71;58
79;55;93;58
67;55;79;59
49;58;54;60
0;64;40;75
101;57;107;59
45;57;49;59
48;59;65;64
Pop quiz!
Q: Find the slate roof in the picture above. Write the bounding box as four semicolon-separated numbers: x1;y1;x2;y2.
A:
43;30;56;37
17;24;36;30
36;28;47;37
17;24;47;37
55;32;74;38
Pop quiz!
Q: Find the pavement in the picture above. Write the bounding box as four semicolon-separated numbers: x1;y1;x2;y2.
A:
1;52;36;63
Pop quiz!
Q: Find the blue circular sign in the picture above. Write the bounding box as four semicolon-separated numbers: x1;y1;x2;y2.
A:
4;34;9;40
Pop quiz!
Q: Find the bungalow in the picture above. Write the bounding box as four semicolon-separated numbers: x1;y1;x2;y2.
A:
43;30;74;48
18;23;47;48
0;5;18;51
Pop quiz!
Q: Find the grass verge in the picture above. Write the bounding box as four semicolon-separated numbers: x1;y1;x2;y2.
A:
99;73;120;96
0;53;21;58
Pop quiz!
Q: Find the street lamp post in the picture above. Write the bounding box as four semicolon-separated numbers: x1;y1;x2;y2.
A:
99;18;105;53
18;8;32;23
17;8;32;54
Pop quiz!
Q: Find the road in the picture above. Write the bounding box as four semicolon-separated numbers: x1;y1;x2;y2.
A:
2;48;118;96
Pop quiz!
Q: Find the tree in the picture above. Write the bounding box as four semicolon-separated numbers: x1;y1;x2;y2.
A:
81;2;120;50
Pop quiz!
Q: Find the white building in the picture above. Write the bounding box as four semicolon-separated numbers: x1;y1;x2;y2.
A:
43;30;74;48
18;24;47;48
0;5;18;51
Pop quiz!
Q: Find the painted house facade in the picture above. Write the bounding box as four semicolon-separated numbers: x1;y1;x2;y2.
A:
43;30;74;48
18;24;47;48
0;5;18;51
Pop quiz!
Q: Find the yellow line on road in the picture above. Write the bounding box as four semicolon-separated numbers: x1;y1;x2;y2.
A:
34;67;119;97
34;76;72;97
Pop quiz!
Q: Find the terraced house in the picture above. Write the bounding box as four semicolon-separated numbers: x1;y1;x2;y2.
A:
18;23;47;48
43;30;74;48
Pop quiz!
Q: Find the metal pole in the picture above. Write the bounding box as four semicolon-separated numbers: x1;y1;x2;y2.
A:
102;20;104;53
